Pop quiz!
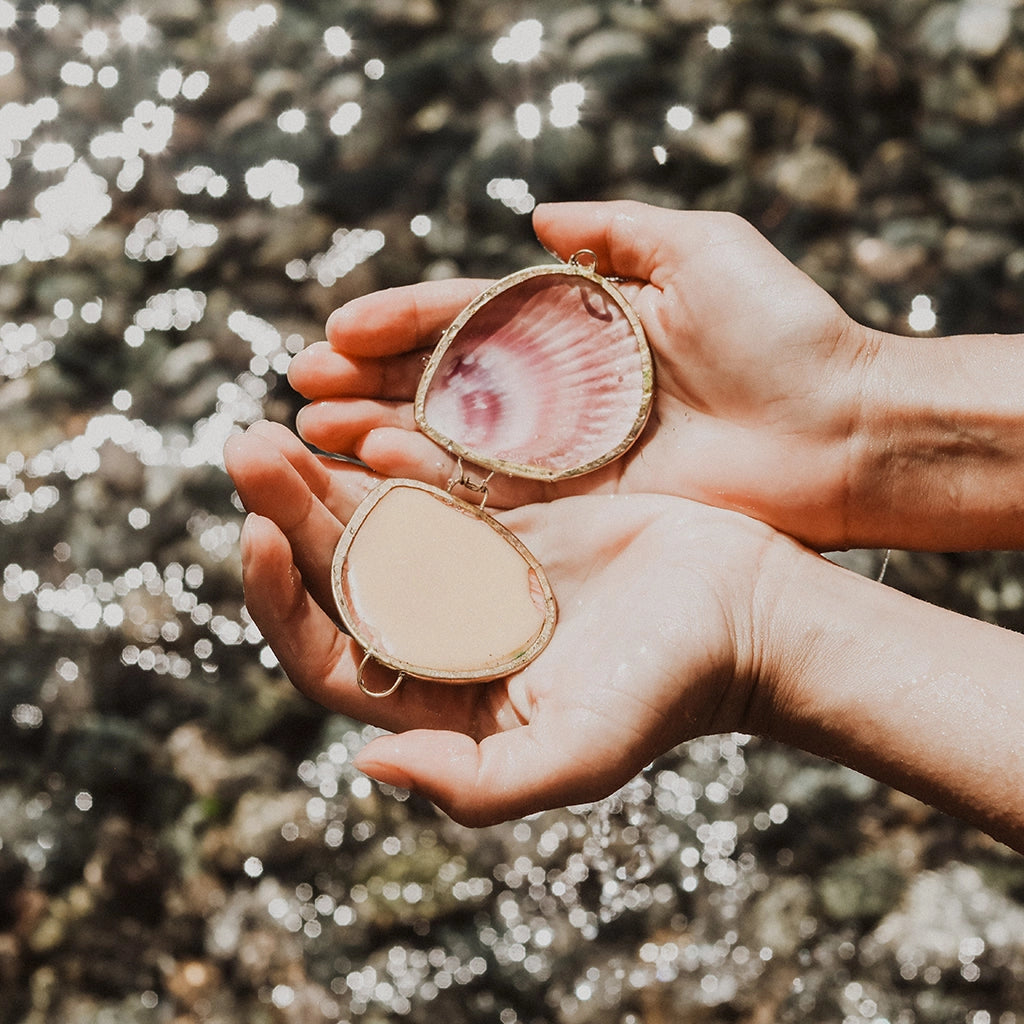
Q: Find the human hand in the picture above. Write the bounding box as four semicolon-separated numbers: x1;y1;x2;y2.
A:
289;200;872;551
223;420;784;826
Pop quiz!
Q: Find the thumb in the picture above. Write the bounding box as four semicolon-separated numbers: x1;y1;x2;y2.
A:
532;199;671;283
353;726;622;827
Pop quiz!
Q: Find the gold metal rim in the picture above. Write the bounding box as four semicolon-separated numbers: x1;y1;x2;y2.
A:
413;260;653;483
331;478;558;685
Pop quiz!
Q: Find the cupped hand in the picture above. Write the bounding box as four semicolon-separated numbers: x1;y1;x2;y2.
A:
289;200;873;551
224;420;783;826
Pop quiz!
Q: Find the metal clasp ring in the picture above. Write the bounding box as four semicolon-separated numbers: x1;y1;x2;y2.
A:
356;652;404;698
568;249;598;272
446;457;495;512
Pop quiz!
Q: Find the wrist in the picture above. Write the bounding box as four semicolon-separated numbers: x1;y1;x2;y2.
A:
742;542;1024;850
736;529;825;743
847;329;1024;550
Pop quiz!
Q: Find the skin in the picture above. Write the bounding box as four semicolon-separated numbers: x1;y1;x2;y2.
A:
225;422;1024;851
289;200;1024;552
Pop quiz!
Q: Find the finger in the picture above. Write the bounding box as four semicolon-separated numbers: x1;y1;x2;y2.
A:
225;423;357;614
234;419;336;501
353;427;559;509
325;278;491;357
353;721;628;827
534;200;751;293
531;200;666;281
294;399;416;458
240;420;383;523
241;512;356;708
288;341;428;401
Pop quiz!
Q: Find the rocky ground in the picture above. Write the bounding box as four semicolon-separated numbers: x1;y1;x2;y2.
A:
2;1;1024;1022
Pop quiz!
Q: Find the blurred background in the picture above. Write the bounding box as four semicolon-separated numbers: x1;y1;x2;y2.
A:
2;1;1024;1021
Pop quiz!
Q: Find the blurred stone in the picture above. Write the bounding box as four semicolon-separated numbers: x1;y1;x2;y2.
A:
854;235;929;284
860;138;928;194
691;111;753;167
363;0;442;28
943;225;1016;272
994;45;1024;111
773;147;859;214
163;957;224;1012
254;212;336;271
915;2;961;60
805;9;879;70
0;61;26;105
83;818;172;924
955;0;1013;58
819;850;907;923
939;175;1024;226
96;441;145;495
166;722;290;802
571;28;656;99
201;789;313;871
148;0;203;35
156;338;216;390
922;60;999;124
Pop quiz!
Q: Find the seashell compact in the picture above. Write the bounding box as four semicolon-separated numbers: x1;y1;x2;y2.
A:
330;252;653;696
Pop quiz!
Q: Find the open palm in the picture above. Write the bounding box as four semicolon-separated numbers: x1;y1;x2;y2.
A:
225;420;782;826
289;201;869;551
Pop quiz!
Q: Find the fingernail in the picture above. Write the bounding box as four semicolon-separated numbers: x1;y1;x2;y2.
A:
354;756;414;791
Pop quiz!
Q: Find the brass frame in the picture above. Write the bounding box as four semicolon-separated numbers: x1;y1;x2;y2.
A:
413;259;654;482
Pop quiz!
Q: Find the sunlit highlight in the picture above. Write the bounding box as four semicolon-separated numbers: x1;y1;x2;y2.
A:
245;158;304;207
81;29;111;59
329;101;362;136
708;24;732;49
119;13;150;47
487;177;535;214
35;3;60;29
157;67;184;99
515;102;542;140
176;164;228;198
226;4;278;44
550;81;585;128
324;25;353;58
61;61;94;87
492;19;543;65
277;108;307;134
909;294;937;333
284;227;385;287
124;210;218;261
666;104;694;131
32;141;75;172
34;160;112;237
183;71;209;100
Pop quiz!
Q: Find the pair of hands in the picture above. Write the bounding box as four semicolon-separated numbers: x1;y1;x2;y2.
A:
225;200;879;826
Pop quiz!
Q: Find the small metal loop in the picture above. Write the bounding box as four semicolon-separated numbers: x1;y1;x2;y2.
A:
446;457;495;510
568;249;599;273
356;652;404;698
